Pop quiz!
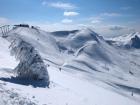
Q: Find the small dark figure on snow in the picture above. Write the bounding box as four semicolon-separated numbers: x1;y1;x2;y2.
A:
131;91;134;96
129;70;134;75
59;68;62;71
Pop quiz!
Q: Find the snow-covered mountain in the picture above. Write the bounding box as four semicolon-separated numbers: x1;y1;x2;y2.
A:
0;26;140;105
54;28;104;53
107;32;140;49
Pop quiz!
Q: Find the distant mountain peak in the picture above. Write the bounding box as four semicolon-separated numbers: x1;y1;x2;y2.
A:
107;32;140;49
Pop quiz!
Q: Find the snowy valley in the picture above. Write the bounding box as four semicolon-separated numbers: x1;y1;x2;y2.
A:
0;26;140;105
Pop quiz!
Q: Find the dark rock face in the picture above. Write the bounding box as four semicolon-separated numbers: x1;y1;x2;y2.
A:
131;35;140;48
51;30;79;37
106;40;116;45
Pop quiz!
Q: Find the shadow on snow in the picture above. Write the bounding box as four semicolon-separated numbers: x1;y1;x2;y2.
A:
0;76;49;88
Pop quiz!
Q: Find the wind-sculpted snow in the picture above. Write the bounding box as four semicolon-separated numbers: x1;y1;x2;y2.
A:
57;28;100;53
7;36;50;84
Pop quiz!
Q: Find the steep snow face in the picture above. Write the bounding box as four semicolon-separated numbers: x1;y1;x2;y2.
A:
57;28;101;53
77;42;111;62
107;32;140;49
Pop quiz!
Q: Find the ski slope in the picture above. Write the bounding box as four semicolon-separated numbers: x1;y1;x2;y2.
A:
0;26;140;105
0;66;140;105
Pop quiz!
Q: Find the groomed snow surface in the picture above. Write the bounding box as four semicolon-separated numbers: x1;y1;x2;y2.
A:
0;27;140;105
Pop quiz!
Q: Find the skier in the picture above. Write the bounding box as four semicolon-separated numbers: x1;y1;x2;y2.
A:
131;91;134;96
59;67;62;71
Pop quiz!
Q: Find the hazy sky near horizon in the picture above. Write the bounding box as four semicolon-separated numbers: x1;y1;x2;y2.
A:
0;0;140;37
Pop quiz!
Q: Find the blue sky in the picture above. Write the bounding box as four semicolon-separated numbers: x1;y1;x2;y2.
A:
0;0;140;36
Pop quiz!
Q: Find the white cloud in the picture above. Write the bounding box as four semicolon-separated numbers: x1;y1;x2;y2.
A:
61;19;73;23
101;13;121;17
48;2;76;10
89;17;103;24
64;11;79;16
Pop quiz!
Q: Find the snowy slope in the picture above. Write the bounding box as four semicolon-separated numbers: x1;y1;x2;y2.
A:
8;27;64;65
0;66;140;105
0;37;18;68
0;26;140;105
54;29;140;91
